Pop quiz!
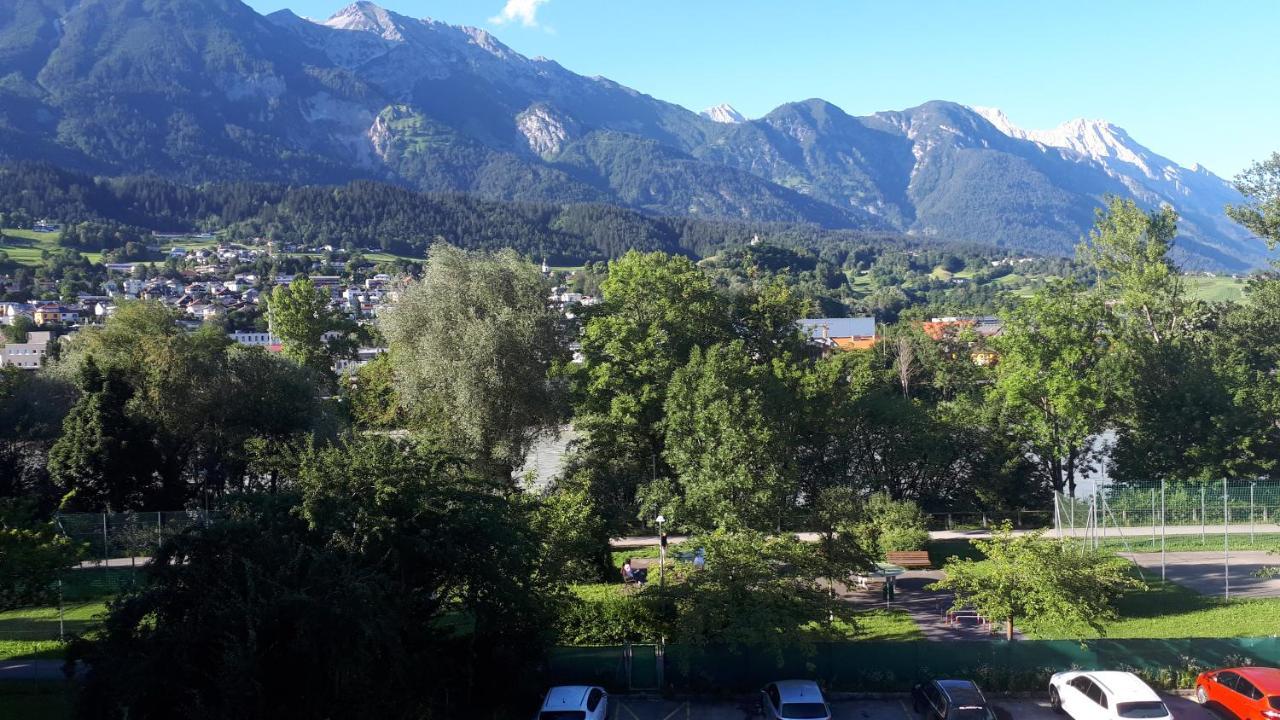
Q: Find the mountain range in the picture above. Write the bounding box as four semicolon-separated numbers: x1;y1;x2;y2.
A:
0;0;1266;270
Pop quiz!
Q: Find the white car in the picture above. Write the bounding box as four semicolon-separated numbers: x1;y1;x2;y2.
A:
760;679;832;720
1049;671;1171;719
536;685;609;720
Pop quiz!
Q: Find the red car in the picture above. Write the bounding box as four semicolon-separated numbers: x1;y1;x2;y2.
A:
1195;667;1280;719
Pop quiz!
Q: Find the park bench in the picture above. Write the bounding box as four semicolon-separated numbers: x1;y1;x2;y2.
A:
886;551;932;569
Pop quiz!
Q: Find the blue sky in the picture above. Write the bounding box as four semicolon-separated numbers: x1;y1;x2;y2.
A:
245;0;1278;177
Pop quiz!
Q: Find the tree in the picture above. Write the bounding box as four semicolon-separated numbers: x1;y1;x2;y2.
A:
664;529;832;657
575;251;730;451
0;499;80;611
266;278;334;376
658;341;792;532
931;525;1141;640
991;281;1110;496
1;315;33;344
1228;152;1280;247
1078;197;1183;344
55;302;325;507
380;244;566;482
73;436;563;720
47;356;155;511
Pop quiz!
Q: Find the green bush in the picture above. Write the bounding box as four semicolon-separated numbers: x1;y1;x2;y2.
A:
555;585;667;645
856;493;930;558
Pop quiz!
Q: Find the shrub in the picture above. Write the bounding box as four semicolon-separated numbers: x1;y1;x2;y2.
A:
555;584;667;645
855;493;930;558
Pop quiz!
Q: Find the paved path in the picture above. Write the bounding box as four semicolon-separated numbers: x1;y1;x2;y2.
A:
0;659;75;682
611;523;1280;548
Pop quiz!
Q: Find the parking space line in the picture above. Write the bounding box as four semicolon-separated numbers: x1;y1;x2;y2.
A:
616;700;641;720
660;702;687;720
899;699;914;718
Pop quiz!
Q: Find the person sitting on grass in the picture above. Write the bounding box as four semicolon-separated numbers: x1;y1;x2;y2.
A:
622;558;647;586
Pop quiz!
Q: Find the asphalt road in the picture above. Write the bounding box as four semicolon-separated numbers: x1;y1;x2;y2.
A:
605;694;1224;720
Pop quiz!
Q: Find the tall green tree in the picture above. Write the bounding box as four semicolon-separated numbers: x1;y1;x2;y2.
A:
1228;151;1280;246
657;341;792;532
932;525;1141;640
74;436;563;720
380;244;566;482
570;252;731;529
1078;197;1183;344
991;281;1110;496
47;356;155;511
266;278;334;376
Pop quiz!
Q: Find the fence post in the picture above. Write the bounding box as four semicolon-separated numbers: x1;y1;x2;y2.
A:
1150;489;1156;549
1251;483;1256;544
655;640;665;691
157;512;163;552
1224;478;1231;600
623;642;632;691
102;513;109;566
1201;487;1206;543
1160;480;1166;582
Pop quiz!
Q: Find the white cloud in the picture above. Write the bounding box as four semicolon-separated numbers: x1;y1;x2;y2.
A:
490;0;550;27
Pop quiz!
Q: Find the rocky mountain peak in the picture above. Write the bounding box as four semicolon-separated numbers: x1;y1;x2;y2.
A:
324;1;405;41
701;104;746;124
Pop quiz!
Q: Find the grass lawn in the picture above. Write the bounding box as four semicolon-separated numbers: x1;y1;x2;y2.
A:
0;601;107;660
0;684;75;720
1186;275;1248;303
1096;533;1280;553
814;608;922;642
610;545;666;570
1024;580;1280;639
1;227;103;265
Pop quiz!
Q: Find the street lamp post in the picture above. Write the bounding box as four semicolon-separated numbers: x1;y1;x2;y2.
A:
656;515;666;589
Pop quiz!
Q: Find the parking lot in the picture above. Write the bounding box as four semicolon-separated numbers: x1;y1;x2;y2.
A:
604;694;1225;719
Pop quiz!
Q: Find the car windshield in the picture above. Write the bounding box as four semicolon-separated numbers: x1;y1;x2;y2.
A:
780;702;829;718
950;708;997;720
539;713;586;720
1116;701;1169;718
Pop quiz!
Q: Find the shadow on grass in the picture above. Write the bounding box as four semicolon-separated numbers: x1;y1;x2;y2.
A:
1114;580;1215;619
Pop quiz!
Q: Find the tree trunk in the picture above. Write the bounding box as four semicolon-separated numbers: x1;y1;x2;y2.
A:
1006;617;1014;641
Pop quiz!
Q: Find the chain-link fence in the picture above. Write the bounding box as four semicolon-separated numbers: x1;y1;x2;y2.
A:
1052;480;1280;599
0;511;218;654
57;510;218;565
1056;480;1280;537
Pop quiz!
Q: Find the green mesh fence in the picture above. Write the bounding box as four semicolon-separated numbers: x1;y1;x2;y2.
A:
547;639;1280;693
1055;480;1280;539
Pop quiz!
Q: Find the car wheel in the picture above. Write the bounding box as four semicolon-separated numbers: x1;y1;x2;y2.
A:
1195;685;1207;705
1049;687;1063;714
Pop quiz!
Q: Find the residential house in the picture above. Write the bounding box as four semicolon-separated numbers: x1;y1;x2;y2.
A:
0;302;34;326
798;317;877;351
921;316;1003;366
33;304;79;325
